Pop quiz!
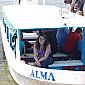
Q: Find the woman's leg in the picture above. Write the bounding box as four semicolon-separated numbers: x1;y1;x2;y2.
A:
40;56;54;68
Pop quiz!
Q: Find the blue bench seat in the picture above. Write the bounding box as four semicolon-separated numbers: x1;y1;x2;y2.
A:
48;60;83;69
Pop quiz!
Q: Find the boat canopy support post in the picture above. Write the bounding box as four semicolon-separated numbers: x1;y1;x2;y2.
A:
82;27;85;65
16;29;20;61
9;29;12;48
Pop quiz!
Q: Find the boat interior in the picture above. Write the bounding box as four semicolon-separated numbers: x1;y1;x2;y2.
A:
5;24;83;71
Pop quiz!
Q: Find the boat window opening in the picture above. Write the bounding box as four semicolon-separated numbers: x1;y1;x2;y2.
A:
19;28;83;70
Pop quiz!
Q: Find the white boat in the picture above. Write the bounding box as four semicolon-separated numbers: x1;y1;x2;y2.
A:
0;5;85;85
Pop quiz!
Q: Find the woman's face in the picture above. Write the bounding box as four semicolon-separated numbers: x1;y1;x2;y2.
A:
39;36;45;45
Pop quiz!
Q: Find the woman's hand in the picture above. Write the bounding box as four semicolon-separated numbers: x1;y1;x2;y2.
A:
36;61;41;67
34;61;41;67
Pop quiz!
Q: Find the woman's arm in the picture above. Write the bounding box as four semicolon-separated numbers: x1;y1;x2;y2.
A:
34;44;41;66
39;44;51;62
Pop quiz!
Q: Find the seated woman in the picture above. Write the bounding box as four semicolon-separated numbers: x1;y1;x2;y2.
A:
33;34;54;68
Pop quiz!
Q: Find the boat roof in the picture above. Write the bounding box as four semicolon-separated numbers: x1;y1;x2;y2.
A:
3;5;85;30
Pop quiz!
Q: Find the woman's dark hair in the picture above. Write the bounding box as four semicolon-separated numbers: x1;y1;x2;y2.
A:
35;34;49;51
75;27;82;33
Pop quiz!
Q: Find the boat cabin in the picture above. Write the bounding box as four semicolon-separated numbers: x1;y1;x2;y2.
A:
2;5;85;71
